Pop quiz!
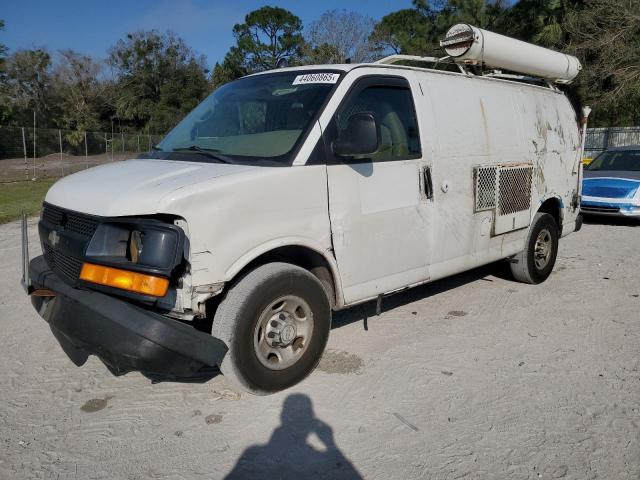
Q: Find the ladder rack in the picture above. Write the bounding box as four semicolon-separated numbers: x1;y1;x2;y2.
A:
374;54;557;90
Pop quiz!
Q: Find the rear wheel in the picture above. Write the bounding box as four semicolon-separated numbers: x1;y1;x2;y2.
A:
509;212;559;284
212;262;331;395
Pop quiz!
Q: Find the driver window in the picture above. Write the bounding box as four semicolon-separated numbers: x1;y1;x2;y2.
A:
336;85;421;162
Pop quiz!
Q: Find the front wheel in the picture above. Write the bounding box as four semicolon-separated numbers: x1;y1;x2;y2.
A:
212;262;331;395
509;212;559;284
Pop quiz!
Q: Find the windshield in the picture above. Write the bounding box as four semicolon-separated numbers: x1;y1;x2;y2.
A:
152;71;341;165
587;149;640;172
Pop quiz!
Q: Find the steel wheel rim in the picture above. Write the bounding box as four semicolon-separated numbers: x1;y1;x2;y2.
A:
253;295;314;371
534;228;552;270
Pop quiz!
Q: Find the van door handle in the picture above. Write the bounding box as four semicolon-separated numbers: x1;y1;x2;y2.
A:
423;166;434;200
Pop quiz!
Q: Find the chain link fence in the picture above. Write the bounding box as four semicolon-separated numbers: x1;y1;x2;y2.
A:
3;124;640;182
0;126;163;182
584;126;640;158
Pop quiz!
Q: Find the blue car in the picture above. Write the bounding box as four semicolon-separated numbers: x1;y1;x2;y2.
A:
581;146;640;217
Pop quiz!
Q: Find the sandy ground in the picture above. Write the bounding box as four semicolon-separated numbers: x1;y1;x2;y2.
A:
0;154;130;182
0;217;638;479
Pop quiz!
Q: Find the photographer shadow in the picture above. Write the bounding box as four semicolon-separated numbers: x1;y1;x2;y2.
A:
225;393;362;480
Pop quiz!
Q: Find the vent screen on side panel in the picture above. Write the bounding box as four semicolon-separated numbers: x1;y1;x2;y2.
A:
474;165;498;212
497;165;533;216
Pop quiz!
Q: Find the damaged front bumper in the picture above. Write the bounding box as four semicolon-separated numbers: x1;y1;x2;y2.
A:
28;255;227;377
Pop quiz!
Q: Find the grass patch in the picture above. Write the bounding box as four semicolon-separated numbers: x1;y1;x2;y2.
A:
0;179;57;224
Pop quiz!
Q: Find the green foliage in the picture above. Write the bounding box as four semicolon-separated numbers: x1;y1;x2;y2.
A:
1;2;640;131
0;19;9;123
302;43;343;65
108;30;209;133
53;50;107;139
0;19;7;69
563;0;640;126
371;8;437;55
2;48;56;127
212;7;305;88
234;6;305;70
502;0;583;47
212;46;248;89
371;0;509;56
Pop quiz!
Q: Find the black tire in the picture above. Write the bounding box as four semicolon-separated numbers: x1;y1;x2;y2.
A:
509;212;559;284
212;262;331;395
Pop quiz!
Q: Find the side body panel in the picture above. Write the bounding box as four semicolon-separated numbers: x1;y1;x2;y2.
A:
420;71;580;282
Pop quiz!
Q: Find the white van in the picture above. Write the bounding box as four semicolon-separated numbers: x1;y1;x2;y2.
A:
23;26;584;394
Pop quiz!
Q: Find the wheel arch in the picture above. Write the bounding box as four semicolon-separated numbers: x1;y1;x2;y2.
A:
224;240;342;309
536;196;563;234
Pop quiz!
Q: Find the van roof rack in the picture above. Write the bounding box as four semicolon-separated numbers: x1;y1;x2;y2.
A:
375;54;465;72
374;54;558;90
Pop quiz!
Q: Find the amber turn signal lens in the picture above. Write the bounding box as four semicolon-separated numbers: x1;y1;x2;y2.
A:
80;263;169;297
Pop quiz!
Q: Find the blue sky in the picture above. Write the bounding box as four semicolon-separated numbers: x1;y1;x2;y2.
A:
2;0;415;67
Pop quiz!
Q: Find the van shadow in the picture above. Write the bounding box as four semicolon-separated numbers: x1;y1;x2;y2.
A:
332;260;511;330
224;393;362;479
582;214;639;227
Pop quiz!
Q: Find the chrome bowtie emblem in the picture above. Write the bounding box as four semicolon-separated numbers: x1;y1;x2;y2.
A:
48;230;60;247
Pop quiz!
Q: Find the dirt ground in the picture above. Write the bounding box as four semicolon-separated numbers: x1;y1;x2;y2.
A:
0;154;130;182
0;217;638;479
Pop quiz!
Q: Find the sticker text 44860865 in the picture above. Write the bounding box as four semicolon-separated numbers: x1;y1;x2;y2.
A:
292;73;340;85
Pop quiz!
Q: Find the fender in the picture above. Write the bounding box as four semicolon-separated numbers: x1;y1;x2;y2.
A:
223;236;346;308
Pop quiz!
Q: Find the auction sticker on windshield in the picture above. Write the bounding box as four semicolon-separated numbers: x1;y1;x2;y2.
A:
292;73;340;85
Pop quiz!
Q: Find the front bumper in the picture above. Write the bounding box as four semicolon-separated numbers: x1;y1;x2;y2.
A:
580;200;640;217
28;255;227;377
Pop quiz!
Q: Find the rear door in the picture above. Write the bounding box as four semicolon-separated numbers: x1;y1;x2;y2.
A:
320;74;433;304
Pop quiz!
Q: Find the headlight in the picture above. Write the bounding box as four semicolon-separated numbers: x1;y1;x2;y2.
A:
84;220;185;279
129;230;143;264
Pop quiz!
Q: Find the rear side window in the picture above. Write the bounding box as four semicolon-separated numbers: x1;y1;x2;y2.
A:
335;84;421;162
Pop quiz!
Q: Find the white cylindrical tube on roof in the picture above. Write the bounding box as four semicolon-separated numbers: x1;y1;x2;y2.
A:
440;24;582;84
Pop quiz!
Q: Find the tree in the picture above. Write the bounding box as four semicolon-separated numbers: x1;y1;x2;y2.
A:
53;50;109;142
564;0;640;126
502;0;583;48
108;30;209;133
0;20;7;72
371;6;437;56
2;48;56;126
371;0;509;57
234;6;305;70
0;19;9;122
306;10;377;63
212;7;305;88
302;42;343;65
211;46;248;89
440;0;509;31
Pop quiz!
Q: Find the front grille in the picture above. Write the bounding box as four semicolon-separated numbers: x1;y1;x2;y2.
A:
41;203;99;239
581;205;620;214
43;243;84;281
41;203;99;283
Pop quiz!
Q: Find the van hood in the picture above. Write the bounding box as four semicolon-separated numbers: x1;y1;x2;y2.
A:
45;158;259;217
582;176;640;200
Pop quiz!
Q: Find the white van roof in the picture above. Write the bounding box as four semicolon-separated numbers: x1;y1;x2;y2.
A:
250;61;563;94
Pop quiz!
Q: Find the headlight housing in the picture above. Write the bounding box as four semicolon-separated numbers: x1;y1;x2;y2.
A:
84;219;186;280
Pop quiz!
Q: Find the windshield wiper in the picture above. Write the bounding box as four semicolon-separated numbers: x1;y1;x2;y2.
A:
171;145;233;164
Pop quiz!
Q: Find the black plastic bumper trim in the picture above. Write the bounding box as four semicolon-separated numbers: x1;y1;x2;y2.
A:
28;255;227;377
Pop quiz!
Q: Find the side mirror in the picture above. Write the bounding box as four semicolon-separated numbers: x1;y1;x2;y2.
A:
333;113;379;157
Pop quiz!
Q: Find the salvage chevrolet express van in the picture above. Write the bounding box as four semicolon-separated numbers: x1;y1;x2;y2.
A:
24;26;585;394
